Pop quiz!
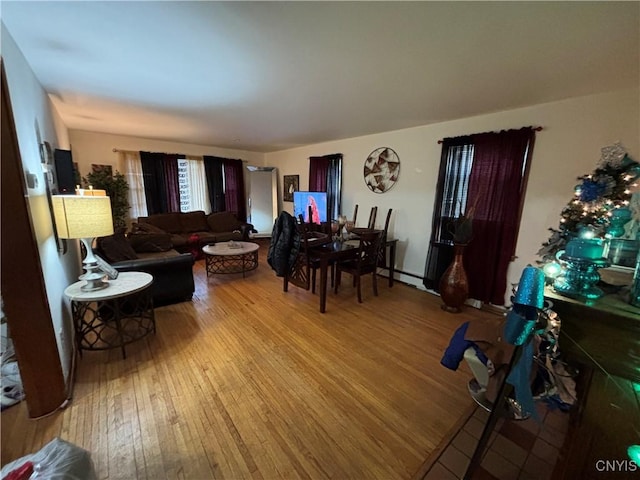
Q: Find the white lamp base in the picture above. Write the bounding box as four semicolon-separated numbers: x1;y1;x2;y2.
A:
79;267;109;291
79;238;109;291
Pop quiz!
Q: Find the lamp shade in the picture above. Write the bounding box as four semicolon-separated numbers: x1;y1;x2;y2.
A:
75;188;107;196
52;195;114;239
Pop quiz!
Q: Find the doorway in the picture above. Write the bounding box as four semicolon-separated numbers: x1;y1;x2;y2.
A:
246;167;278;238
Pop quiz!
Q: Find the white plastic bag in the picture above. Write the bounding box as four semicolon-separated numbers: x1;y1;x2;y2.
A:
1;437;96;480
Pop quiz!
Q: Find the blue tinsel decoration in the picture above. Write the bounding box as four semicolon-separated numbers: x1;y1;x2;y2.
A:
579;179;607;202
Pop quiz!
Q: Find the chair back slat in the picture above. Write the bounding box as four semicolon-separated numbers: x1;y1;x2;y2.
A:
367;207;378;229
355;230;383;273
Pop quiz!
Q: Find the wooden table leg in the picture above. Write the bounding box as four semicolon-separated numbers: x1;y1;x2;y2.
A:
320;258;329;313
389;242;396;287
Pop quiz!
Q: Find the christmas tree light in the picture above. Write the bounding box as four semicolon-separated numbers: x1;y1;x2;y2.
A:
538;143;640;263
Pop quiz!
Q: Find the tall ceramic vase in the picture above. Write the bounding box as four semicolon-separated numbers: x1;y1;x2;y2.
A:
439;243;469;313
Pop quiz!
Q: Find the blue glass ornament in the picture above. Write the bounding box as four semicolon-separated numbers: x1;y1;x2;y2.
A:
627;163;640;180
607;207;632;238
621;154;637;167
628;445;640;464
542;261;562;279
553;253;609;300
630;252;640;308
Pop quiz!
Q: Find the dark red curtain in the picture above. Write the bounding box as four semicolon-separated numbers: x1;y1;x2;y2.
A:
309;154;342;220
464;127;535;305
309;156;328;191
163;154;180;213
223;158;246;221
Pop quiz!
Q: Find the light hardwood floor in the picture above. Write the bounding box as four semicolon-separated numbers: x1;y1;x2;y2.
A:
1;240;499;479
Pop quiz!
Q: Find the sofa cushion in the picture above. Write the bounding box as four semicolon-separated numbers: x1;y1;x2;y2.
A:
170;234;188;248
97;233;138;263
130;249;183;261
207;212;241;233
180;211;209;233
128;233;173;253
141;213;182;234
131;221;167;235
194;231;217;240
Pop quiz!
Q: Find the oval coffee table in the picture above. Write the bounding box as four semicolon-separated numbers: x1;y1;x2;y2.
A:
202;241;259;278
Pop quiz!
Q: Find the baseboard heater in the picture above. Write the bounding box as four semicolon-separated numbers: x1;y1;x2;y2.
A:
378;267;424;281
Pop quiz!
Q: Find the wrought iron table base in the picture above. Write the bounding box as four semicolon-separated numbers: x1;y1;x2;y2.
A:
71;289;155;359
205;250;259;277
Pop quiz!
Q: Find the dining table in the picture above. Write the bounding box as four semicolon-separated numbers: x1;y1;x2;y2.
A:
308;236;398;313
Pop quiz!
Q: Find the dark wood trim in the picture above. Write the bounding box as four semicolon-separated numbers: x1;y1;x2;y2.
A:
1;60;67;417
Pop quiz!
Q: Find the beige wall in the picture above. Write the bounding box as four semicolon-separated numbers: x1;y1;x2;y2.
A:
68;129;265;181
68;130;266;223
265;88;640;301
1;24;78;383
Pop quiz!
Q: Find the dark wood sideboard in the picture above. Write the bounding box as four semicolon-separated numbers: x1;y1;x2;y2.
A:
545;288;640;479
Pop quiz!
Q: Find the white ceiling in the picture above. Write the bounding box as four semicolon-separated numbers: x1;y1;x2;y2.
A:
2;1;638;153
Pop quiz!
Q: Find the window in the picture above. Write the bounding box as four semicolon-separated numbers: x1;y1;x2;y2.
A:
178;159;190;212
178;158;211;213
433;142;474;244
424;128;536;305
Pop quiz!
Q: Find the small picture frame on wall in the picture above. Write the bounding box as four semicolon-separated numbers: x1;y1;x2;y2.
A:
283;175;299;202
92;164;113;176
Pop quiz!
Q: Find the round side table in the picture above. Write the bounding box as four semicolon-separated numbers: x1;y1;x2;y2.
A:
64;271;155;359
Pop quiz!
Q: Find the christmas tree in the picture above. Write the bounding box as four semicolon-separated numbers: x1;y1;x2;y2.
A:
538;143;640;263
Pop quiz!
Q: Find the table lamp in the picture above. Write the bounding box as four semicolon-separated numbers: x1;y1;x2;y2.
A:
52;195;114;291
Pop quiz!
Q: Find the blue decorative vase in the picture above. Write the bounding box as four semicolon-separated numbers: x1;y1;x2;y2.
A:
608;207;632;238
553;252;610;300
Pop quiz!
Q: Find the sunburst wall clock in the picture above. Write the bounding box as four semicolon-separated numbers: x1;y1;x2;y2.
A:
364;147;400;193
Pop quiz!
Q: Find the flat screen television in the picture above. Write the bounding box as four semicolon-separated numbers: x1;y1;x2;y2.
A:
293;191;328;225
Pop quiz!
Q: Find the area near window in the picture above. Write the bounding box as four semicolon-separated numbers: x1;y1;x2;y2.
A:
424;127;536;306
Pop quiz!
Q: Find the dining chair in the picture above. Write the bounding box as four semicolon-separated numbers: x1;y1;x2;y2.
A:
367;206;378;229
334;230;383;303
298;214;334;294
284;216;312;292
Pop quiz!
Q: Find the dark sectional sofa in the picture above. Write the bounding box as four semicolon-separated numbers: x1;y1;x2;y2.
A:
96;237;195;306
95;211;254;306
135;210;255;251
